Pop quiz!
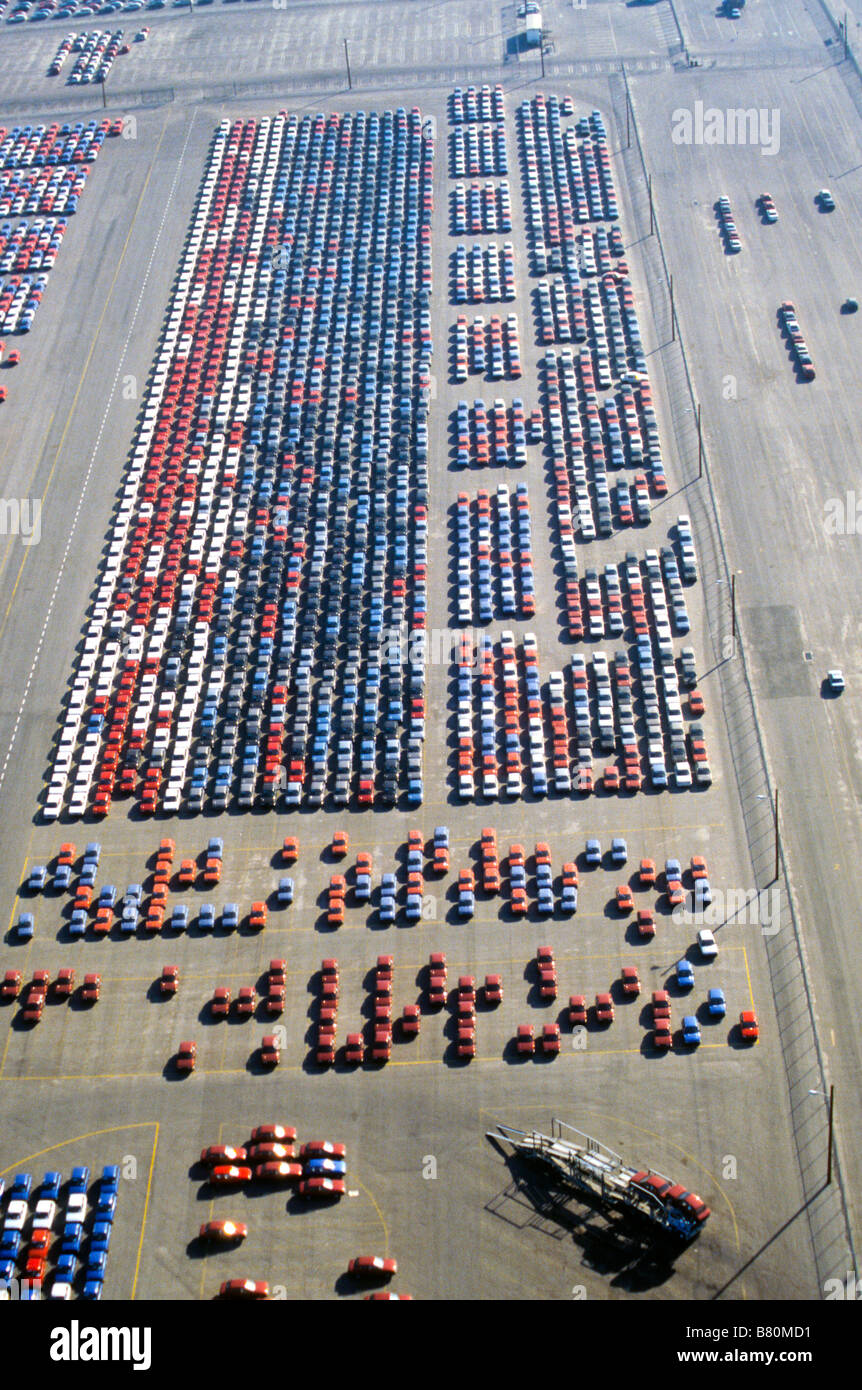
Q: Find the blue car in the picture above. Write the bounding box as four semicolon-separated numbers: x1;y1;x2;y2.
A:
55;1252;76;1281
17;913;34;940
28;865;47;891
198;904;215;932
222;904;239;931
42;1171;62;1200
682;1015;702;1046
61;1224;83;1255
82;1278;103;1300
11;1173;32;1198
305;1157;346;1177
675;960;695;990
707;987;727;1018
277;877;294;905
171;905;189;931
585;838;601;866
610;837;627;865
69;1166;89;1194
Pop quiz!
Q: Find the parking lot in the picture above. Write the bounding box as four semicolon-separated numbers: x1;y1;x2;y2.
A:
0;1;856;1307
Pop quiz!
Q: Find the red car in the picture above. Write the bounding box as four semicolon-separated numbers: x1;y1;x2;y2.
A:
621;966;641;997
219;1278;269;1299
348;1255;397;1279
516;1023;534;1054
595;994;614;1024
210;1165;252;1186
54;967;75;998
616;884;634;913
211;986;231;1017
637;908;655;939
176;1039;196;1071
255;1161;302;1182
261;1035;281;1066
568;994;587;1027
300;1140;346;1161
249;1125;296;1145
247;1142;295;1164
236;986;256;1016
200;1220;247;1242
82;973;101;1003
739;1010;759;1042
299;1176;345;1198
540;1022;561;1054
160;965;179;996
2;969;22;1000
483;974;503;1005
401;1004;420;1036
201;1146;247;1166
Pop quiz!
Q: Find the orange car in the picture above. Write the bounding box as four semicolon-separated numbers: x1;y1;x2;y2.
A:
281;836;299;864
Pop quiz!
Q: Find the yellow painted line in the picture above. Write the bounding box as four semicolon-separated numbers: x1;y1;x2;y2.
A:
0;115;170;648
351;1175;390;1257
130;1122;159;1301
0;1042;732;1084
741;942;755;1012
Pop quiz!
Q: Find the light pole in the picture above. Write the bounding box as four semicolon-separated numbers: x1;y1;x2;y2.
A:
808;1086;835;1186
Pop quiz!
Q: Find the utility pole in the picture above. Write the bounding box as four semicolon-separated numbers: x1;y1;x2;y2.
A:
773;785;780;883
648;173;654;234
670;273;675;341
827;1084;835;1185
344;39;352;90
697;402;702;478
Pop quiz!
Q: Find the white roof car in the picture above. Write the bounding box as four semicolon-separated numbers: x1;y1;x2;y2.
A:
697;928;718;959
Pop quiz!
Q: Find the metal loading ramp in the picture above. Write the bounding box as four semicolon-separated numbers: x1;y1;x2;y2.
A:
488;1119;710;1241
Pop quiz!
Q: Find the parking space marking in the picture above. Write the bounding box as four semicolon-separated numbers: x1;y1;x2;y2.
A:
130;1121;159;1301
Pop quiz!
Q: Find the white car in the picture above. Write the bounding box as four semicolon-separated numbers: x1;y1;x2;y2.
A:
3;1199;27;1232
65;1192;87;1223
827;669;845;693
697;928;718;960
34;1199;56;1228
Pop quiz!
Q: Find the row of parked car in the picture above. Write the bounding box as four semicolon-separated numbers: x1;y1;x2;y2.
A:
0;118;115;170
451;180;512;235
450;84;505;126
454;482;534;624
0;1165;118;1300
0;162;92;216
454;396;528;470
0;215;67;272
65;26;127;84
450;123;509;178
779;300;816;381
452;312;522;382
200;1131;348;1199
454;612;706;798
543;350;665;555
48;107;436;818
451;240;516;303
715;196;741;254
518;97;619;279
